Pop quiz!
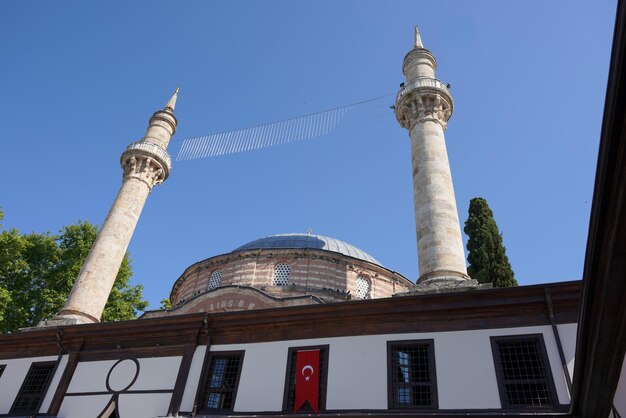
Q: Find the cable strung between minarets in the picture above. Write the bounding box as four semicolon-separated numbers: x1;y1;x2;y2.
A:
42;88;179;326
395;28;475;290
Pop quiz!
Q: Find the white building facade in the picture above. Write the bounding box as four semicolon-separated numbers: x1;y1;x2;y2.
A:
0;281;580;417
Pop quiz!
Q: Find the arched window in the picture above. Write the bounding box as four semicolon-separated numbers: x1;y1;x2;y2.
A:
273;263;291;285
208;270;222;290
355;276;371;299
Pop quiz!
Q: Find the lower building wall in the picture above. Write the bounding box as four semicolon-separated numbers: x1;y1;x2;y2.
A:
40;354;69;413
180;345;207;412
0;323;577;417
612;355;626;418
0;354;60;415
207;324;577;412
58;356;182;418
559;322;577;381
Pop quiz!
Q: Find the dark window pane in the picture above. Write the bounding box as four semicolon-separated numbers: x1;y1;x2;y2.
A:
493;336;555;408
202;353;242;411
10;362;55;415
389;341;436;409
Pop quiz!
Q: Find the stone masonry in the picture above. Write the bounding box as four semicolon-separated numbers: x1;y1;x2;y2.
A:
162;248;413;316
41;89;180;326
395;28;472;288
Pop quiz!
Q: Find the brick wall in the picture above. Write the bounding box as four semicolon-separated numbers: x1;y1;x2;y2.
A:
169;249;412;311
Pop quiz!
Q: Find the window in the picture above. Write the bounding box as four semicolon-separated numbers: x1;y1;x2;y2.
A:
355;276;371;299
198;351;244;412
273;263;291;285
491;335;557;409
208;270;222;290
0;364;5;379
387;340;438;409
283;345;329;413
10;361;56;415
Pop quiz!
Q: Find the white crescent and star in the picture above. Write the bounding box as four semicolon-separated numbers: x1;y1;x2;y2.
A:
301;365;314;381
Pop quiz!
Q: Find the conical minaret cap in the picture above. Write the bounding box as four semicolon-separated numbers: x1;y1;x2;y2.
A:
401;25;437;80
164;87;180;112
414;25;423;48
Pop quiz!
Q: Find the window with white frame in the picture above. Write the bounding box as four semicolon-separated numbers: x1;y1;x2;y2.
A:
273;263;291;285
355;276;371;299
208;270;222;290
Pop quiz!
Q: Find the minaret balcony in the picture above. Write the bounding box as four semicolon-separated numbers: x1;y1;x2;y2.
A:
123;140;172;172
396;78;452;108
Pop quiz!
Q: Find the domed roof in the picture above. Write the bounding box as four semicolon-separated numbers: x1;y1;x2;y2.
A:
234;233;382;266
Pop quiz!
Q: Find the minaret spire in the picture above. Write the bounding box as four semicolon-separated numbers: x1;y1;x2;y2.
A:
165;86;180;112
414;25;423;48
41;90;179;326
395;27;479;293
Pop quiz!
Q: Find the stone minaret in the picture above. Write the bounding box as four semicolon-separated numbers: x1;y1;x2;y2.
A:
395;28;475;291
44;89;179;326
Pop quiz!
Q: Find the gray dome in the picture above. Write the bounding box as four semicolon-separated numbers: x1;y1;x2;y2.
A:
234;233;382;266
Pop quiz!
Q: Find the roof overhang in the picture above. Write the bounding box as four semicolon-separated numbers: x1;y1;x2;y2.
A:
570;1;626;416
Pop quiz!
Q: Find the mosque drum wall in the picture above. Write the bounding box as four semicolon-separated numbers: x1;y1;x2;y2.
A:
160;234;413;316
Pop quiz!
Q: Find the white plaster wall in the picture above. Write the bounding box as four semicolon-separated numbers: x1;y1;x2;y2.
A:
58;392;173;418
118;393;172;418
558;323;578;381
180;346;207;412
40;354;69;413
325;336;388;409
433;331;500;408
536;326;572;404
133;357;181;390
612;354;626;418
0;355;57;414
210;324;576;412
59;356;181;418
67;359;117;393
57;394;113;418
223;341;289;412
66;356;181;394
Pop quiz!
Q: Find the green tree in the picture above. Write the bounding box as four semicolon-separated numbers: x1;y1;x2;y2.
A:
464;197;518;287
0;210;148;333
159;298;172;310
0;211;10;325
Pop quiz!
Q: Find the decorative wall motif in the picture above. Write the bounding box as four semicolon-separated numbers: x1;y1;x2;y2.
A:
121;154;167;188
273;263;291;286
396;91;452;130
208;270;222;290
355;276;371;299
60;357;181;418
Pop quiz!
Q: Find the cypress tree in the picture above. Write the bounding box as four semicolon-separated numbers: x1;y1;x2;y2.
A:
464;197;517;287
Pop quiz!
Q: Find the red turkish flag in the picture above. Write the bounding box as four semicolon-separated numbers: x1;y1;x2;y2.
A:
294;349;320;414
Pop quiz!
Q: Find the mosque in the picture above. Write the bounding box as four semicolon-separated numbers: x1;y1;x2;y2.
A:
0;12;625;418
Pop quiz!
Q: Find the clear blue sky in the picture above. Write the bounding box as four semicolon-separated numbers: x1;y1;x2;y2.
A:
0;1;617;310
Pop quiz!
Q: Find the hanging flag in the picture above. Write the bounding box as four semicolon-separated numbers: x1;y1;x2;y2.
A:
294;349;320;414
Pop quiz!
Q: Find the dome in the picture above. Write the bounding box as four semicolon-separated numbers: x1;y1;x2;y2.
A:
234;233;383;266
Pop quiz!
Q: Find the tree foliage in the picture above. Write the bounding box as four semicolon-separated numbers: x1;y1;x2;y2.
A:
464;197;518;287
159;298;172;310
0;209;148;333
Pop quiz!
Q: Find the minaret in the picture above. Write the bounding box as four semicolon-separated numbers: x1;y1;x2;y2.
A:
395;28;474;290
44;89;179;325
